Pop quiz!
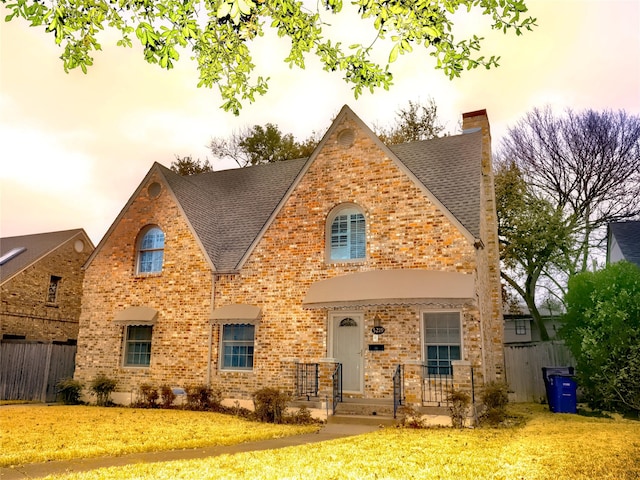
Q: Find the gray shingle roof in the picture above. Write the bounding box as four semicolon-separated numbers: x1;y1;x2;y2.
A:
158;128;483;272
160;159;309;272
609;221;640;267
389;131;482;238
0;229;89;284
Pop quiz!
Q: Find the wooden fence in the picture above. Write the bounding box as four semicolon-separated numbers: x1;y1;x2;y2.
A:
0;342;76;402
504;341;575;403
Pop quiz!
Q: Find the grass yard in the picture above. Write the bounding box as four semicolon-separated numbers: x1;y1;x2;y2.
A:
0;405;318;467
2;404;639;479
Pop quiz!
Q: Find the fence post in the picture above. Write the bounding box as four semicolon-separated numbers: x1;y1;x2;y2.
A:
40;343;53;402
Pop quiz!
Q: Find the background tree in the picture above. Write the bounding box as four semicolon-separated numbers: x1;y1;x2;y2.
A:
376;99;446;144
3;0;536;114
207;98;447;167
560;261;640;414
496;107;640;325
495;161;573;340
170;155;213;175
209;124;319;167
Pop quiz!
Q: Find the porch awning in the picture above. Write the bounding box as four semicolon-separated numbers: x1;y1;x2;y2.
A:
210;304;261;325
302;270;475;309
112;306;158;326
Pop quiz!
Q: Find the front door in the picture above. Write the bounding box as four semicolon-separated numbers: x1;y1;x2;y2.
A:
331;313;363;393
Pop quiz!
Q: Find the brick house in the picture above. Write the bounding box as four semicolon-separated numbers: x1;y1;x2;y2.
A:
75;106;504;410
1;229;93;343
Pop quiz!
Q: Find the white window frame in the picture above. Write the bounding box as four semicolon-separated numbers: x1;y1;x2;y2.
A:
123;325;153;367
137;226;165;274
326;203;366;262
220;323;255;371
421;310;463;376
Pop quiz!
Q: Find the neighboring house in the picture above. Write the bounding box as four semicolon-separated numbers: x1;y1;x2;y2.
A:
0;229;94;343
75;106;504;409
503;305;565;344
607;221;640;267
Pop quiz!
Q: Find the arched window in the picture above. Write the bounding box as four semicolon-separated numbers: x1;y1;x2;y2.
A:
327;205;366;261
137;227;165;273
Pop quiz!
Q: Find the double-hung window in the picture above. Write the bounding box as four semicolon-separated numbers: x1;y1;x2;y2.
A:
423;312;461;376
124;325;152;367
328;206;366;261
221;324;255;370
138;227;164;274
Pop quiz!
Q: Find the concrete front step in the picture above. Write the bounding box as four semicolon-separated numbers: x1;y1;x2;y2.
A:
328;413;397;427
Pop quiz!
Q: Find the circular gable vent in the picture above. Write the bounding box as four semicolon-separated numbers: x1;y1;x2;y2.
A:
148;182;162;198
337;128;355;148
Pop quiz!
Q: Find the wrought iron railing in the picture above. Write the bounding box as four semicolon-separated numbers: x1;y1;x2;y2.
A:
331;363;342;415
295;363;319;400
422;364;454;406
421;363;475;407
393;364;404;418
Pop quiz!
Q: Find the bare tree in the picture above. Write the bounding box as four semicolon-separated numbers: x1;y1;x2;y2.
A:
497;107;640;335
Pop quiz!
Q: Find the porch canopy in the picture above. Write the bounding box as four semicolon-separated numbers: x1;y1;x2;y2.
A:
302;270;475;309
112;306;158;326
210;304;261;324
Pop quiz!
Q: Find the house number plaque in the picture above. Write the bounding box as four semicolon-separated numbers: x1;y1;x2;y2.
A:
371;326;385;335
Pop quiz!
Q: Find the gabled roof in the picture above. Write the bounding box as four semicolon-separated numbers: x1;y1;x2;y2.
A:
0;229;93;284
94;105;486;273
608;221;640;267
160;158;308;271
389;132;482;238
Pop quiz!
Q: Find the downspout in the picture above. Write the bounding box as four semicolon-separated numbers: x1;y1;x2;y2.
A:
474;240;489;383
207;273;216;387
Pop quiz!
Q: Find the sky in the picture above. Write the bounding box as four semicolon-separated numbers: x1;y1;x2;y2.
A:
1;0;639;246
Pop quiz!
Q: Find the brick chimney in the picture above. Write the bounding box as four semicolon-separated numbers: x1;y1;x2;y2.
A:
462;108;505;384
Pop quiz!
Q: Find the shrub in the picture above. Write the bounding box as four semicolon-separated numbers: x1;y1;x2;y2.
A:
398;404;429;429
479;381;509;426
252;387;290;423
159;385;176;408
448;389;471;428
185;385;222;411
137;384;159;408
56;378;83;405
90;374;117;406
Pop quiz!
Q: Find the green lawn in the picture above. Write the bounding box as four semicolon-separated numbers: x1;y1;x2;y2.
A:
2;404;639;479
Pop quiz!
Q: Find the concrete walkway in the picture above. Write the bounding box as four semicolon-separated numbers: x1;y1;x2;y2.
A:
1;423;381;479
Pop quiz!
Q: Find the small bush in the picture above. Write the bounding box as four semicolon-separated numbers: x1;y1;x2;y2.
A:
159;385;176;408
285;406;317;425
56;378;83;405
136;384;159;408
252;387;290;423
185;385;222;411
398;404;429;429
90;374;117;406
479;381;509;426
448;389;471;428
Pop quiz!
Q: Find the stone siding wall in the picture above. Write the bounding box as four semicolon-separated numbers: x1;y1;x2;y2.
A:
1;234;90;342
211;115;482;403
74;172;214;396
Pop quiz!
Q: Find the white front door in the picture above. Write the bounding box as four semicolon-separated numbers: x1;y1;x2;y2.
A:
331;313;363;393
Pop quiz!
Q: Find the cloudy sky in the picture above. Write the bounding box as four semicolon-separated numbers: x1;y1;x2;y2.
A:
1;0;639;245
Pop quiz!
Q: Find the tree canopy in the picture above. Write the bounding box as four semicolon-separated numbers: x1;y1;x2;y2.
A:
3;0;535;113
560;261;640;414
170;155;213;175
495;107;640;334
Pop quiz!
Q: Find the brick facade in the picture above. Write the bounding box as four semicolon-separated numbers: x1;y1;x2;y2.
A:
74;107;504;406
1;231;92;343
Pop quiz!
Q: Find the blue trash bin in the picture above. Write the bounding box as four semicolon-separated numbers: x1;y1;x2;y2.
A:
548;375;577;414
542;366;575;412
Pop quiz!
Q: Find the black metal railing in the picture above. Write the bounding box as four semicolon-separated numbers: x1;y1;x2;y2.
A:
421;363;475;407
295;363;319;400
422;364;454;406
393;364;404;418
331;363;342;415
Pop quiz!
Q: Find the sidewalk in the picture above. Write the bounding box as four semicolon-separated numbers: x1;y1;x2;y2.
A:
1;423;380;480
